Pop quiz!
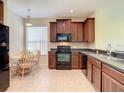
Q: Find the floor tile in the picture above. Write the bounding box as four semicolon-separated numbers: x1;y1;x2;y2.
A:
7;63;95;92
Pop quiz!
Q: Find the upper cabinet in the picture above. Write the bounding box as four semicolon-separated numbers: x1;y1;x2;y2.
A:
49;18;95;42
71;22;83;42
50;22;56;42
84;18;95;42
71;22;78;42
56;19;71;33
0;0;4;24
77;22;83;42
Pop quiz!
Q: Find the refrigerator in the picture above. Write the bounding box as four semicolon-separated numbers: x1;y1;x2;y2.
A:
0;23;9;92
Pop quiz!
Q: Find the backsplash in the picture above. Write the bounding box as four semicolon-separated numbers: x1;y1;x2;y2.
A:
49;42;95;50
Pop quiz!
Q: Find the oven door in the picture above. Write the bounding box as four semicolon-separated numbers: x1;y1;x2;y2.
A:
56;53;71;63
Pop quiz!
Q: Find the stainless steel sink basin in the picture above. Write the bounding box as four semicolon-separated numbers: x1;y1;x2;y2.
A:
90;54;124;62
105;56;124;62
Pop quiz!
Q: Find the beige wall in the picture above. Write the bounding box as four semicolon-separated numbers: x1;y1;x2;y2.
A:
94;1;124;51
3;0;24;56
6;9;24;56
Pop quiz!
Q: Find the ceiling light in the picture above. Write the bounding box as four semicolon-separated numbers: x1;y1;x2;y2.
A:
70;9;74;13
25;9;32;26
25;22;32;26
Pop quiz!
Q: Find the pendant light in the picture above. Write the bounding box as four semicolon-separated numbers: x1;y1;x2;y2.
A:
25;9;32;26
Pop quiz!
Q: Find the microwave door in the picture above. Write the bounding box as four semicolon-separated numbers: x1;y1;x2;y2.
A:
57;34;68;42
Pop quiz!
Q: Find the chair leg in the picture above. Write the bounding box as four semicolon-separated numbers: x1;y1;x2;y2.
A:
22;68;24;78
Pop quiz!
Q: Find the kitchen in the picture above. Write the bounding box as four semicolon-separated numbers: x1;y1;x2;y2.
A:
0;0;124;92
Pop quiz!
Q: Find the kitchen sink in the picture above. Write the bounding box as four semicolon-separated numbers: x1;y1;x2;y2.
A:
90;54;124;62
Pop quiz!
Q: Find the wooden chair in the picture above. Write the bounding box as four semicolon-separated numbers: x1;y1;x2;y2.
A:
17;50;35;78
33;50;41;65
10;55;20;77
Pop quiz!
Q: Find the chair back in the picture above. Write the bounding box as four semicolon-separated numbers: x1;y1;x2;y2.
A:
20;50;35;63
36;50;41;61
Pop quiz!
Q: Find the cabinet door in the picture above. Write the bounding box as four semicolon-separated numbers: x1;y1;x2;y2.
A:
84;18;95;42
71;23;78;42
92;65;101;91
83;21;88;42
0;1;4;24
50;22;56;42
48;52;56;69
87;61;92;82
102;72;124;92
77;22;83;42
57;21;63;33
78;53;82;69
63;20;71;33
72;53;79;69
88;19;95;42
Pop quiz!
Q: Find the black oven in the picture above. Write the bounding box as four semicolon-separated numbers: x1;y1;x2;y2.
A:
56;33;71;42
56;46;71;70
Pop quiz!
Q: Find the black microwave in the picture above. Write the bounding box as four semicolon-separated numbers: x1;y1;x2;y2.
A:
56;33;71;42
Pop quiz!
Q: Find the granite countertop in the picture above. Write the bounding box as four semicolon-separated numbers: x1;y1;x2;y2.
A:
50;48;124;73
81;51;124;73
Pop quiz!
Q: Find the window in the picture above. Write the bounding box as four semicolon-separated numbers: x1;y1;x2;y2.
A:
26;26;48;55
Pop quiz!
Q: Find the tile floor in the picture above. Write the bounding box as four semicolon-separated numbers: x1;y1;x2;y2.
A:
7;64;95;92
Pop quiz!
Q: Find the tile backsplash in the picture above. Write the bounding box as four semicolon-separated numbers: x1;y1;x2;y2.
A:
49;42;95;50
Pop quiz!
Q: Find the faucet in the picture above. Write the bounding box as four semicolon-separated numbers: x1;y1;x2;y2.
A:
106;43;111;56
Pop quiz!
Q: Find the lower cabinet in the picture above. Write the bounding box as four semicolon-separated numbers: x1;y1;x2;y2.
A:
102;64;124;92
87;57;124;92
92;65;101;91
71;52;84;69
87;60;92;82
48;51;56;69
102;72;124;92
71;52;79;69
48;51;89;69
49;51;83;69
87;57;101;91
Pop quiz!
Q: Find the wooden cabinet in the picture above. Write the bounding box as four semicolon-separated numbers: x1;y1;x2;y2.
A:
71;22;83;42
56;19;71;33
50;22;56;42
84;18;95;42
87;56;124;92
102;64;124;92
102;72;124;92
72;52;86;69
87;60;93;82
87;57;102;91
71;22;78;42
48;51;56;69
71;52;79;69
77;22;83;42
48;51;85;69
92;65;101;91
78;53;82;69
49;18;96;42
0;1;4;24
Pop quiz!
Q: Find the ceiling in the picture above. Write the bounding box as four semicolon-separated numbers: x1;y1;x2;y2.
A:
7;0;106;18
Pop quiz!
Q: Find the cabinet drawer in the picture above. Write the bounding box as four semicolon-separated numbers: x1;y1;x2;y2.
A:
88;57;101;69
102;64;124;85
71;52;79;55
48;51;56;56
